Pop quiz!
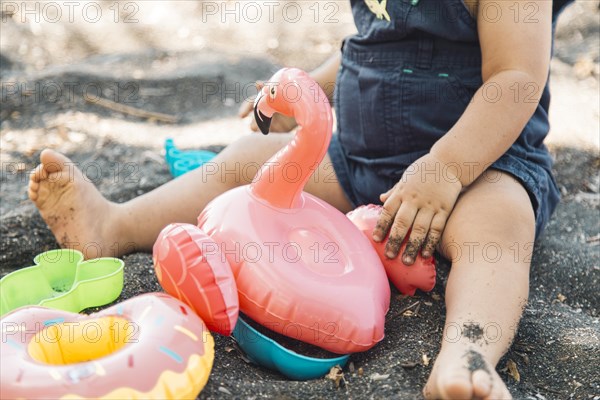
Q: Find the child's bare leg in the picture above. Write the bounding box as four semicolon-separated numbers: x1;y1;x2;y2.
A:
423;171;535;400
28;133;352;258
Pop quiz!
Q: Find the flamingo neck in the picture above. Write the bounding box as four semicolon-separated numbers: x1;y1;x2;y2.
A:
250;96;333;209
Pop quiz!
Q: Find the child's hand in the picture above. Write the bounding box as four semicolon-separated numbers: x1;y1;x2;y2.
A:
238;81;298;133
372;153;462;265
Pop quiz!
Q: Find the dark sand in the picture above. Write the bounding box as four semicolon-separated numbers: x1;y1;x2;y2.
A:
1;1;598;399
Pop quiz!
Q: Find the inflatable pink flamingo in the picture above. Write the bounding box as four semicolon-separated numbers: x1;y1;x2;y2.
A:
154;68;390;354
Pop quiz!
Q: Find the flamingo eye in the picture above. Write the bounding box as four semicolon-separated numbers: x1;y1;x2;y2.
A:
269;86;276;99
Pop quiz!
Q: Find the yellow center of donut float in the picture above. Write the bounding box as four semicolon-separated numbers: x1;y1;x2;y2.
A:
24;316;214;400
28;317;131;365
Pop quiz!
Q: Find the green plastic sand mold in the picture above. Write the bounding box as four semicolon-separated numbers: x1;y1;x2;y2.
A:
0;249;124;317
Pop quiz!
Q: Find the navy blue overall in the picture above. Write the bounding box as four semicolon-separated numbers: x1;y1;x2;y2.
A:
328;0;570;238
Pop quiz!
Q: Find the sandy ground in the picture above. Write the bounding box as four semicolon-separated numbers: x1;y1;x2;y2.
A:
1;1;599;399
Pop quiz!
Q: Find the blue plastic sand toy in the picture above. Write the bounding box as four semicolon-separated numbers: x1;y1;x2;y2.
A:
164;138;216;177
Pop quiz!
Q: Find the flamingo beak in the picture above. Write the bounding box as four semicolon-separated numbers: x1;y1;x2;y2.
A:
253;93;272;135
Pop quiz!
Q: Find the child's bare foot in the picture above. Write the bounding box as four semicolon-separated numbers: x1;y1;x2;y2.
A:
28;149;129;258
423;345;512;400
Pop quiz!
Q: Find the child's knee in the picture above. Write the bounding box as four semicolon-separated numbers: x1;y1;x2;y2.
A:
440;176;536;263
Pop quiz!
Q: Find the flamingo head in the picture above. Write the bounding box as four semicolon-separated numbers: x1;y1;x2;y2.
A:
253;68;309;135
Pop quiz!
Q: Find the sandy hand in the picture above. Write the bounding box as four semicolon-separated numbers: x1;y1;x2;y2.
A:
374;153;463;264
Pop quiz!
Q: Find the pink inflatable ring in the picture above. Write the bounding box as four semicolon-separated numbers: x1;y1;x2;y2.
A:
1;293;214;399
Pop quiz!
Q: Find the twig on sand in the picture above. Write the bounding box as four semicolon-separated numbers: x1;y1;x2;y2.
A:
388;301;421;321
413;302;422;317
84;95;179;123
586;234;600;244
535;385;562;395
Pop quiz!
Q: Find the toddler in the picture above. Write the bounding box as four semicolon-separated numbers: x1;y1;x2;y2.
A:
29;1;573;398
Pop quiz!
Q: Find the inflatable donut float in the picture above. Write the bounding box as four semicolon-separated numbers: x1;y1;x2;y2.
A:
347;204;437;295
1;293;214;399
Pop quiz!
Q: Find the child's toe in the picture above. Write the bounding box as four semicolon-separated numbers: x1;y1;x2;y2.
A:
30;164;46;183
472;369;492;397
28;185;39;201
438;369;473;399
484;374;513;400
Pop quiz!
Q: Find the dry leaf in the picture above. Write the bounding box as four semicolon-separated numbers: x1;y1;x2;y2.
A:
506;359;520;382
423;301;433;306
325;365;345;388
403;310;414;317
422;354;430;366
557;293;567;302
370;372;390;381
431;294;441;301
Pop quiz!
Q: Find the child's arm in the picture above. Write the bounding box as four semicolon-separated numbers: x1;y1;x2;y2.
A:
430;0;552;184
373;0;552;263
239;51;341;132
